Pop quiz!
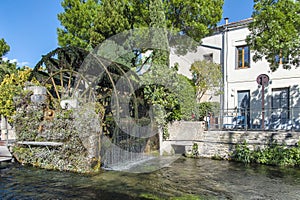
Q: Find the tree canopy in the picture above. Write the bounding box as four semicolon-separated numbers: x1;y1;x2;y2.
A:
0;38;10;60
56;0;221;132
57;0;101;50
57;0;224;49
0;61;18;83
247;0;300;71
0;38;18;83
0;38;10;58
190;60;222;102
0;67;32;120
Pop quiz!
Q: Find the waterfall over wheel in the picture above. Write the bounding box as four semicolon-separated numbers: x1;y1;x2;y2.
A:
29;46;158;172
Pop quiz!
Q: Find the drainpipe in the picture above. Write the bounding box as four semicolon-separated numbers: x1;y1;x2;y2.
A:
222;18;229;122
221;23;225;120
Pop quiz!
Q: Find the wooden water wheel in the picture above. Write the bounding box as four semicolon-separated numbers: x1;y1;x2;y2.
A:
30;47;95;108
30;46;140;122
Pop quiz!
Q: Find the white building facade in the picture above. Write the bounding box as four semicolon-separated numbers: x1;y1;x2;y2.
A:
171;18;300;130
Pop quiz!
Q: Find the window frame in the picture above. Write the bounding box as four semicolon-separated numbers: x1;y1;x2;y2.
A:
271;87;290;123
203;53;213;62
271;87;290;110
236;45;250;69
236;90;251;128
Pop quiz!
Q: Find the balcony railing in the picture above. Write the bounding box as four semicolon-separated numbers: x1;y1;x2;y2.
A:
205;107;300;131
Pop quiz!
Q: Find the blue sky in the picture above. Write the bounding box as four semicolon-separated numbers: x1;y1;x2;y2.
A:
0;0;254;68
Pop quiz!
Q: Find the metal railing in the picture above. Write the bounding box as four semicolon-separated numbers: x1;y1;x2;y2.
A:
205;107;300;132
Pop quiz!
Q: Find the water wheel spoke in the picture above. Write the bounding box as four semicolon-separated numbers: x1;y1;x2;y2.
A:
50;73;61;101
71;76;83;99
60;70;64;89
46;90;55;102
67;70;73;93
88;88;94;102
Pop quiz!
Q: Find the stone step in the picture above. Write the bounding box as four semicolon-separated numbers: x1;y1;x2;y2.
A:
0;146;12;157
0;157;12;162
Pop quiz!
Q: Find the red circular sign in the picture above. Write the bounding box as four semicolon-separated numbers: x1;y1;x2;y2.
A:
256;74;269;86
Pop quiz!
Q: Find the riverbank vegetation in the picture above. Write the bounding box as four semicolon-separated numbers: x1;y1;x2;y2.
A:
231;140;300;167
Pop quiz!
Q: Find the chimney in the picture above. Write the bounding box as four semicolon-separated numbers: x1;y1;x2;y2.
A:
224;17;229;25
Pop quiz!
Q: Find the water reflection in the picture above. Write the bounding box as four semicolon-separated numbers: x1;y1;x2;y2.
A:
1;157;300;199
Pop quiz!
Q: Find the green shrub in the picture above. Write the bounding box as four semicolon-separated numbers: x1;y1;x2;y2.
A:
198;102;220;121
231;140;300;167
175;74;198;121
231;141;252;163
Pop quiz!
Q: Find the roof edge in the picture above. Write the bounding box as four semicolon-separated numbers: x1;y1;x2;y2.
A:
214;18;253;33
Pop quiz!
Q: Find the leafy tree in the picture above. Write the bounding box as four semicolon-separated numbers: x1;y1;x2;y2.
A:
198;102;220;121
149;0;169;66
190;60;222;102
247;0;300;71
163;0;224;42
0;38;10;58
0;38;18;83
90;0;131;47
142;64;181;123
141;0;178;126
58;0;132;50
176;74;198;120
0;61;18;83
0;67;32;121
57;0;101;50
57;0;224;49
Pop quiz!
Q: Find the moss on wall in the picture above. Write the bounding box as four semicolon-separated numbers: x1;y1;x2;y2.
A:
13;102;101;173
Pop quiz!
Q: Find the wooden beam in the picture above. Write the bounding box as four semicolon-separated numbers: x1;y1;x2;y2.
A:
17;141;63;146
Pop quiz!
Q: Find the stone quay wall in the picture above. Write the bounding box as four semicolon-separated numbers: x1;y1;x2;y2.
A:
161;121;300;158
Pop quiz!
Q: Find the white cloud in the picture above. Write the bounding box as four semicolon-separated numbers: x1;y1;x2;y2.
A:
2;56;9;62
18;61;30;67
1;56;30;67
10;58;18;63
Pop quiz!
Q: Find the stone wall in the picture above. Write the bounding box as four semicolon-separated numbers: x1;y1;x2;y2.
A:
195;131;300;159
160;121;205;155
161;121;300;158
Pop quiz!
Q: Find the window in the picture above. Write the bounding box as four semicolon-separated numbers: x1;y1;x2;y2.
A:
272;88;289;110
271;88;290;124
236;90;250;128
275;52;289;65
236;45;250;69
203;53;213;62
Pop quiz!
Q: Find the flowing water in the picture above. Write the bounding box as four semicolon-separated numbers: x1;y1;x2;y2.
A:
1;157;300;199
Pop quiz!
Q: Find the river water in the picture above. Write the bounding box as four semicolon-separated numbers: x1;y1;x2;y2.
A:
1;157;300;199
